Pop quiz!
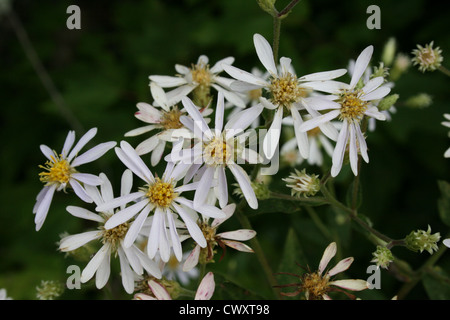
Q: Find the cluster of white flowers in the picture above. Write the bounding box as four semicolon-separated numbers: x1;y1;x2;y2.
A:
33;32;399;299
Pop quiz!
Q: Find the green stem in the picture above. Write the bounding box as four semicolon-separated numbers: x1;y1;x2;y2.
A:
305;206;334;241
270;191;328;205
272;16;281;63
438;65;450;77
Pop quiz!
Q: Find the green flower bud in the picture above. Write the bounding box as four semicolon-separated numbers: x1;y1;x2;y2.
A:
405;225;440;254
404;93;433;109
377;94;399;111
371;246;394;269
36;280;64;300
256;0;278;17
283;169;320;198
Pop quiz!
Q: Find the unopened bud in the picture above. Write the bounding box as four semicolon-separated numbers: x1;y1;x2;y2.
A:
405;225;440;254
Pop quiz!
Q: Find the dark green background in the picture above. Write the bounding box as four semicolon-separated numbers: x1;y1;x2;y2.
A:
1;0;449;300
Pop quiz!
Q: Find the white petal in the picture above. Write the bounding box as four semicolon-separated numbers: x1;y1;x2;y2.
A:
34;185;56;231
123;203;153;248
210;56;234;73
218;229;256;241
349;123;359;176
72;173;103;186
193;166;215;208
299;110;340;133
299;69;347;81
181;97;213;140
217;166;228;208
215;91;225;133
40;145;55;161
318;242;337;276
328;257;354;277
223;64;267;87
81;243;111;283
263;107;283;159
147;207;163;258
228;163;258;209
167;210;183;261
59;231;101;251
355;125;369;163
302;80;348;94
361;76;384;94
148;280;172;300
361;86;391;101
183;245;201;272
150;82;169;111
66;206;104;223
329;279;369;291
364;106;387;121
124;125;157;137
149;75;187;88
221;239;254;253
61;130;76;158
96;191;143;212
95;251;111;290
117;246;136;294
119;141;155;183
67;127;97;162
70;179;93;203
225;103;263;139
71;142;116;167
195;272;215;300
150;140;166;166
132;245;162;278
135;135;160;155
350;45;373;89
211;203;235;227
331;120;349;177
253;33;277;76
290;107;309;159
172;202;207;247
104;199;149;229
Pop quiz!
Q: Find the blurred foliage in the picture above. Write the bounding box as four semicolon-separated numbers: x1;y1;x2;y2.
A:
0;0;449;300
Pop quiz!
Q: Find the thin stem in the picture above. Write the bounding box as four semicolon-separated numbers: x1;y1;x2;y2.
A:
305;206;334;241
438;65;450;77
272;16;281;63
277;0;301;18
270;191;328;205
8;9;84;134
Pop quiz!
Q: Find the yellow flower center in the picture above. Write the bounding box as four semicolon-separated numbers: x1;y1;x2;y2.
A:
144;178;177;208
39;154;74;186
101;217;129;252
301;272;330;300
191;62;212;87
248;88;263;101
204;137;233;166
338;90;368;123
269;73;308;108
161;107;183;130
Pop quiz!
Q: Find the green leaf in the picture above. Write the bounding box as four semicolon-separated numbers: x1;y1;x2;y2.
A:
422;268;450;300
437;180;450;227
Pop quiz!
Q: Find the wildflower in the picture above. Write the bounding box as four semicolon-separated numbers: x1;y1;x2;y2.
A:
411;41;443;72
371;246;394;269
95;141;226;263
183;204;256;271
34;128;116;231
35;280;64;300
283;169;321;198
160;252;199;286
167;92;264;209
223;33;346;159
149;55;245;109
300;45;390;177
125;82;210;166
276;242;368;300
59;170;162;294
405;225;440;254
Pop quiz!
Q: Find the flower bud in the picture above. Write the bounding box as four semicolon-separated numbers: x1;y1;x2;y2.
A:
371;246;394;269
411;41;444;72
405;225;440;254
36;280;64;300
283;169;320;198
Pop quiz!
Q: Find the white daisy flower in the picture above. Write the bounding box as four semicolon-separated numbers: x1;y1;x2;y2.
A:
149;55;245;109
95;140;226;263
34;128;116;231
125;82;211;166
442;113;450;158
182;203;256;272
167;92;264;209
299;46;391;177
277;242;368;300
58;170;162;294
223;33;347;160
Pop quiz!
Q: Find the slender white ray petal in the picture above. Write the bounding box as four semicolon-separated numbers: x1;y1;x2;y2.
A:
181;97;213;140
148;280;172;300
158;212;170;263
331;120;349;177
124;125;157;137
223;64;268;87
183;245;201;272
318;242;337;276
172;202;207;248
95;251;111;290
40;145;55;161
120;141;155;182
328;257;354;277
132;245;162;278
302;97;341;111
299;109;340;133
103;199;149;230
61;130;76;157
329;279;369;291
135;102;162;123
211;203;235;228
167;210;183;261
34;185;57;230
96;191;142;212
135;135;159;155
225;103;263;139
147;207;163;258
355;125;369;163
299;69;347;81
115;147;149;183
216;166;228;208
302;80;349;94
350;45;373;89
81;242;111;283
259;96;278;110
212;84;246;109
361;76;384;94
263;106;283;159
361;86;391;101
210;56;234;73
66;206;104;223
67;127;97;162
215;91;225;133
150;82;169;112
221;240;254;253
72;173;103;186
175;64;190;75
228;163;258;209
165;84;196;105
151;140;166;166
218;229;256;241
59;231;101;252
70;179;93;203
71;142;116;167
290;106;309;159
193;166;215;208
117;247;136;294
230;80;263;92
122;245;143;275
149;75;188;88
349;123;359;176
253;33;277;76
364;106;387;121
195;272;215;300
123;203;153;248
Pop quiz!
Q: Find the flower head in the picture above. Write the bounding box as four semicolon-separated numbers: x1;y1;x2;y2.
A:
405;225;440;254
276;242;368;300
371;246;394;269
283;169;321;198
33;128;116;231
411;41;443;72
